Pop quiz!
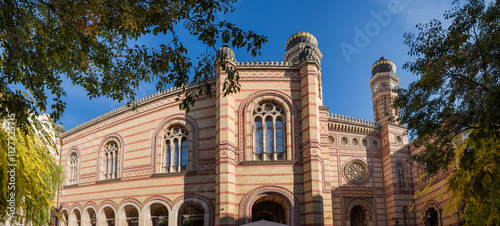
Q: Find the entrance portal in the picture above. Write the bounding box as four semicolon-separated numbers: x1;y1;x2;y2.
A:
251;196;288;224
350;205;366;226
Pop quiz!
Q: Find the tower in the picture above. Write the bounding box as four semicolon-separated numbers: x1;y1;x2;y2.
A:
370;56;398;125
370;57;414;225
285;32;328;225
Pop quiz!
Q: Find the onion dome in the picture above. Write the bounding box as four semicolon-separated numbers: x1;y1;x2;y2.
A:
216;44;235;62
55;124;65;136
285;31;318;51
371;56;396;76
298;46;318;62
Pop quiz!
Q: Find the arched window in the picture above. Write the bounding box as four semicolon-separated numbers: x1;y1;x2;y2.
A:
397;162;406;191
69;152;78;185
384;96;388;115
179;201;205;226
103;141;119;179
163;126;188;173
253;102;285;161
402;207;408;226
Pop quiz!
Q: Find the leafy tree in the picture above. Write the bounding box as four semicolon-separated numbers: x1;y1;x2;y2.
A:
0;114;63;225
0;0;267;132
395;0;500;224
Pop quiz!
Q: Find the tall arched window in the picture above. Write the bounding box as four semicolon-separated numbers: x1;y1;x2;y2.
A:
103;141;119;179
384;96;388;115
69;152;78;185
402;207;408;226
253;102;285;161
397;162;405;191
163;126;188;173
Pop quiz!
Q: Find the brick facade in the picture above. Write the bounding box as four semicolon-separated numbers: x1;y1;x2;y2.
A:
56;32;460;226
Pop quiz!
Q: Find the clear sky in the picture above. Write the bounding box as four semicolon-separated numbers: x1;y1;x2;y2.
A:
59;0;457;131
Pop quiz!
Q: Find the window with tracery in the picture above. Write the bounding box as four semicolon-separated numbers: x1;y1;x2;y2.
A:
163;126;188;172
345;160;369;184
103;141;119;179
69;152;78;185
397;162;406;191
253;102;285;161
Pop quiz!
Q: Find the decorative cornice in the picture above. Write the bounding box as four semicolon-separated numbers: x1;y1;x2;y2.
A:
327;113;381;136
62;79;216;138
235;61;296;67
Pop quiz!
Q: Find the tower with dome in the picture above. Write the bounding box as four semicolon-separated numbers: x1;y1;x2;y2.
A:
54;32;459;226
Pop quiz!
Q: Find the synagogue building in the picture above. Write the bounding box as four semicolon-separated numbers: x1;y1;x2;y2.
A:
56;32;461;226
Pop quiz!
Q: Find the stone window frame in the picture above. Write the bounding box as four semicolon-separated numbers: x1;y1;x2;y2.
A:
252;102;286;161
162;125;190;173
240;92;298;162
396;160;407;191
103;140;120;180
343;159;370;185
67;148;81;186
97;134;124;181
152;114;198;174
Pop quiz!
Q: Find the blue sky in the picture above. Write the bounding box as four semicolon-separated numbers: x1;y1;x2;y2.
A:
59;0;457;130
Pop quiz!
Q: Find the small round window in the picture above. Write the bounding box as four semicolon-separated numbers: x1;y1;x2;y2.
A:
329;136;335;145
341;137;348;145
362;139;368;147
396;136;402;143
352;138;358;146
373;140;378;147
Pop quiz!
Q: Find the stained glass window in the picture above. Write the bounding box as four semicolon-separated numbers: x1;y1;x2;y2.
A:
276;120;283;153
253;102;286;160
345;160;369;184
265;118;273;153
254;120;263;154
181;138;188;166
166;141;171;167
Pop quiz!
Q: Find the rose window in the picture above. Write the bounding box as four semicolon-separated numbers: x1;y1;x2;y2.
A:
345;160;369;184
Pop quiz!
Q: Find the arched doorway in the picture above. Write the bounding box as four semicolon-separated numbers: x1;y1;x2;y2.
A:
425;208;439;226
251;196;288;224
178;201;204;226
350;205;367;226
345;198;372;226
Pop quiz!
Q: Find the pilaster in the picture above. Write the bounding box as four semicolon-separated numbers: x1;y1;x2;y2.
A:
215;61;237;226
299;61;325;225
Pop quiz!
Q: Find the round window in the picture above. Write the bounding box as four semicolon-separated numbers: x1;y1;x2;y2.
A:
341;137;348;145
329;136;335;144
344;160;369;184
362;139;368;147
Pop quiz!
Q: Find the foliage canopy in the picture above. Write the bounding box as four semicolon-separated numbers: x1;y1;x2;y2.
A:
395;0;500;224
0;114;63;225
0;0;267;132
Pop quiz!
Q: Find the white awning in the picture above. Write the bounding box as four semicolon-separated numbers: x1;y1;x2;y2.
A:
241;219;288;226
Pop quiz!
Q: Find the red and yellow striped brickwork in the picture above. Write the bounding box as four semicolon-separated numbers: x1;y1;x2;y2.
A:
55;32;456;226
